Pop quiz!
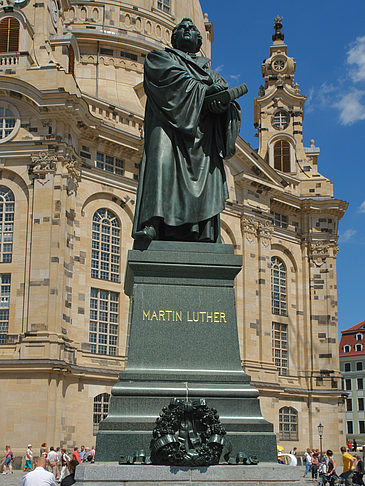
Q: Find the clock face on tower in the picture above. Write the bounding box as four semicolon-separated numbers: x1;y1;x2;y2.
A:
51;0;59;27
271;56;287;73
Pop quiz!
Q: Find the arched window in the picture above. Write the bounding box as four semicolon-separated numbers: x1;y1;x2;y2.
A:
274;140;290;172
91;209;120;282
355;343;363;352
279;406;298;441
343;345;351;353
356;333;363;341
0;18;20;53
68;45;75;75
89;288;119;356
0;187;14;263
271;257;287;316
93;393;110;435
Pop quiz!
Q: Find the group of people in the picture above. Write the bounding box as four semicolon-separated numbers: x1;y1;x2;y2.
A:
303;446;364;485
2;443;95;485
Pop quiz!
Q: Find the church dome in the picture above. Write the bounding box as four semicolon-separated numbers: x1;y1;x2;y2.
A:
64;0;211;112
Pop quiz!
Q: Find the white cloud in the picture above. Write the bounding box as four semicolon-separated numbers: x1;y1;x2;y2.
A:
334;89;365;125
230;74;241;81
359;201;365;213
347;35;365;83
214;64;224;73
340;228;357;242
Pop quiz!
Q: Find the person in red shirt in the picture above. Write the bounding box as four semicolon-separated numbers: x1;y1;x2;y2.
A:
71;448;81;464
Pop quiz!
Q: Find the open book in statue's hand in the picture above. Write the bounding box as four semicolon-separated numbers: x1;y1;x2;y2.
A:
204;83;248;106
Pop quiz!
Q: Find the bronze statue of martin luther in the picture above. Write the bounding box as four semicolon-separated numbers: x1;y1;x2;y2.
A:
132;18;247;243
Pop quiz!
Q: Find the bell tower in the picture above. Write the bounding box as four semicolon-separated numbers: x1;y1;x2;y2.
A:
254;16;308;176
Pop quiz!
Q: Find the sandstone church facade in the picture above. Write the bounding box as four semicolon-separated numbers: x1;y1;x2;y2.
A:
0;0;347;454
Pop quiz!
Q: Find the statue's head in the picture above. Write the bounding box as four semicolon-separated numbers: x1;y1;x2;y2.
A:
171;18;202;54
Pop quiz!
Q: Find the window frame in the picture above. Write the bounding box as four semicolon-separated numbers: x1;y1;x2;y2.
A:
272;322;288;376
93;392;110;435
273;140;291;173
0;17;20;53
0;273;11;344
279;406;298;441
271;256;287;316
91;208;121;283
89;288;119;356
0;102;20;144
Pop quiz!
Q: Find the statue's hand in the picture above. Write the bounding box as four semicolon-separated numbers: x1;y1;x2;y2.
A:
208;100;229;114
206;82;226;96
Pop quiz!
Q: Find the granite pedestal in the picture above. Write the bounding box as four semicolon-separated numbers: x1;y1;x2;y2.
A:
75;463;302;485
95;242;277;463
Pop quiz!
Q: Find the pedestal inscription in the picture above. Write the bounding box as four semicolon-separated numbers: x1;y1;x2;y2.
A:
95;242;277;463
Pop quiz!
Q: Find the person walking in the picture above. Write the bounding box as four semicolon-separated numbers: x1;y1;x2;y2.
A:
59;448;70;483
24;444;33;471
60;459;79;486
326;450;337;486
71;447;81;464
311;450;319;480
354;454;364;485
47;447;58;477
303;448;312;477
340;446;356;486
1;445;13;474
20;456;57;486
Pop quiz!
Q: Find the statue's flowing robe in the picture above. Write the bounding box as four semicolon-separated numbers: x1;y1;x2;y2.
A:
132;47;241;242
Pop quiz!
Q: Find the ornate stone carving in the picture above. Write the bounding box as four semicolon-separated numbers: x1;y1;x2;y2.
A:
241;217;274;246
240;216;258;243
257;220;274;241
309;240;338;266
63;156;81;195
30;152;58;180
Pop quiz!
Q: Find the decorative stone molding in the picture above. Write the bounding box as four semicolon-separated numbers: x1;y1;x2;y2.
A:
309;240;338;266
30;152;58;180
240;216;258;243
240;216;274;246
80;55;143;74
257;221;274;246
63;155;81;195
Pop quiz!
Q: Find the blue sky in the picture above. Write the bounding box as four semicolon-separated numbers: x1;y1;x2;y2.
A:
199;0;365;333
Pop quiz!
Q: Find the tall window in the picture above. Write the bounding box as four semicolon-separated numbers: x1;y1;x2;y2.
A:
271;257;287;316
0;18;20;53
346;399;352;412
360;421;365;434
273;140;290;172
272;322;288;376
358;378;363;390
91;209;120;282
157;0;170;13
357;362;363;371
93;393;110;435
0;274;10;344
89;288;119;355
359;398;364;411
344;363;351;372
0;187;14;262
279;407;298;441
345;379;352;391
68;45;75;75
347;421;353;434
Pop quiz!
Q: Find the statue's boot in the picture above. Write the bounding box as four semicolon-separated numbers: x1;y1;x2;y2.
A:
134;225;157;241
